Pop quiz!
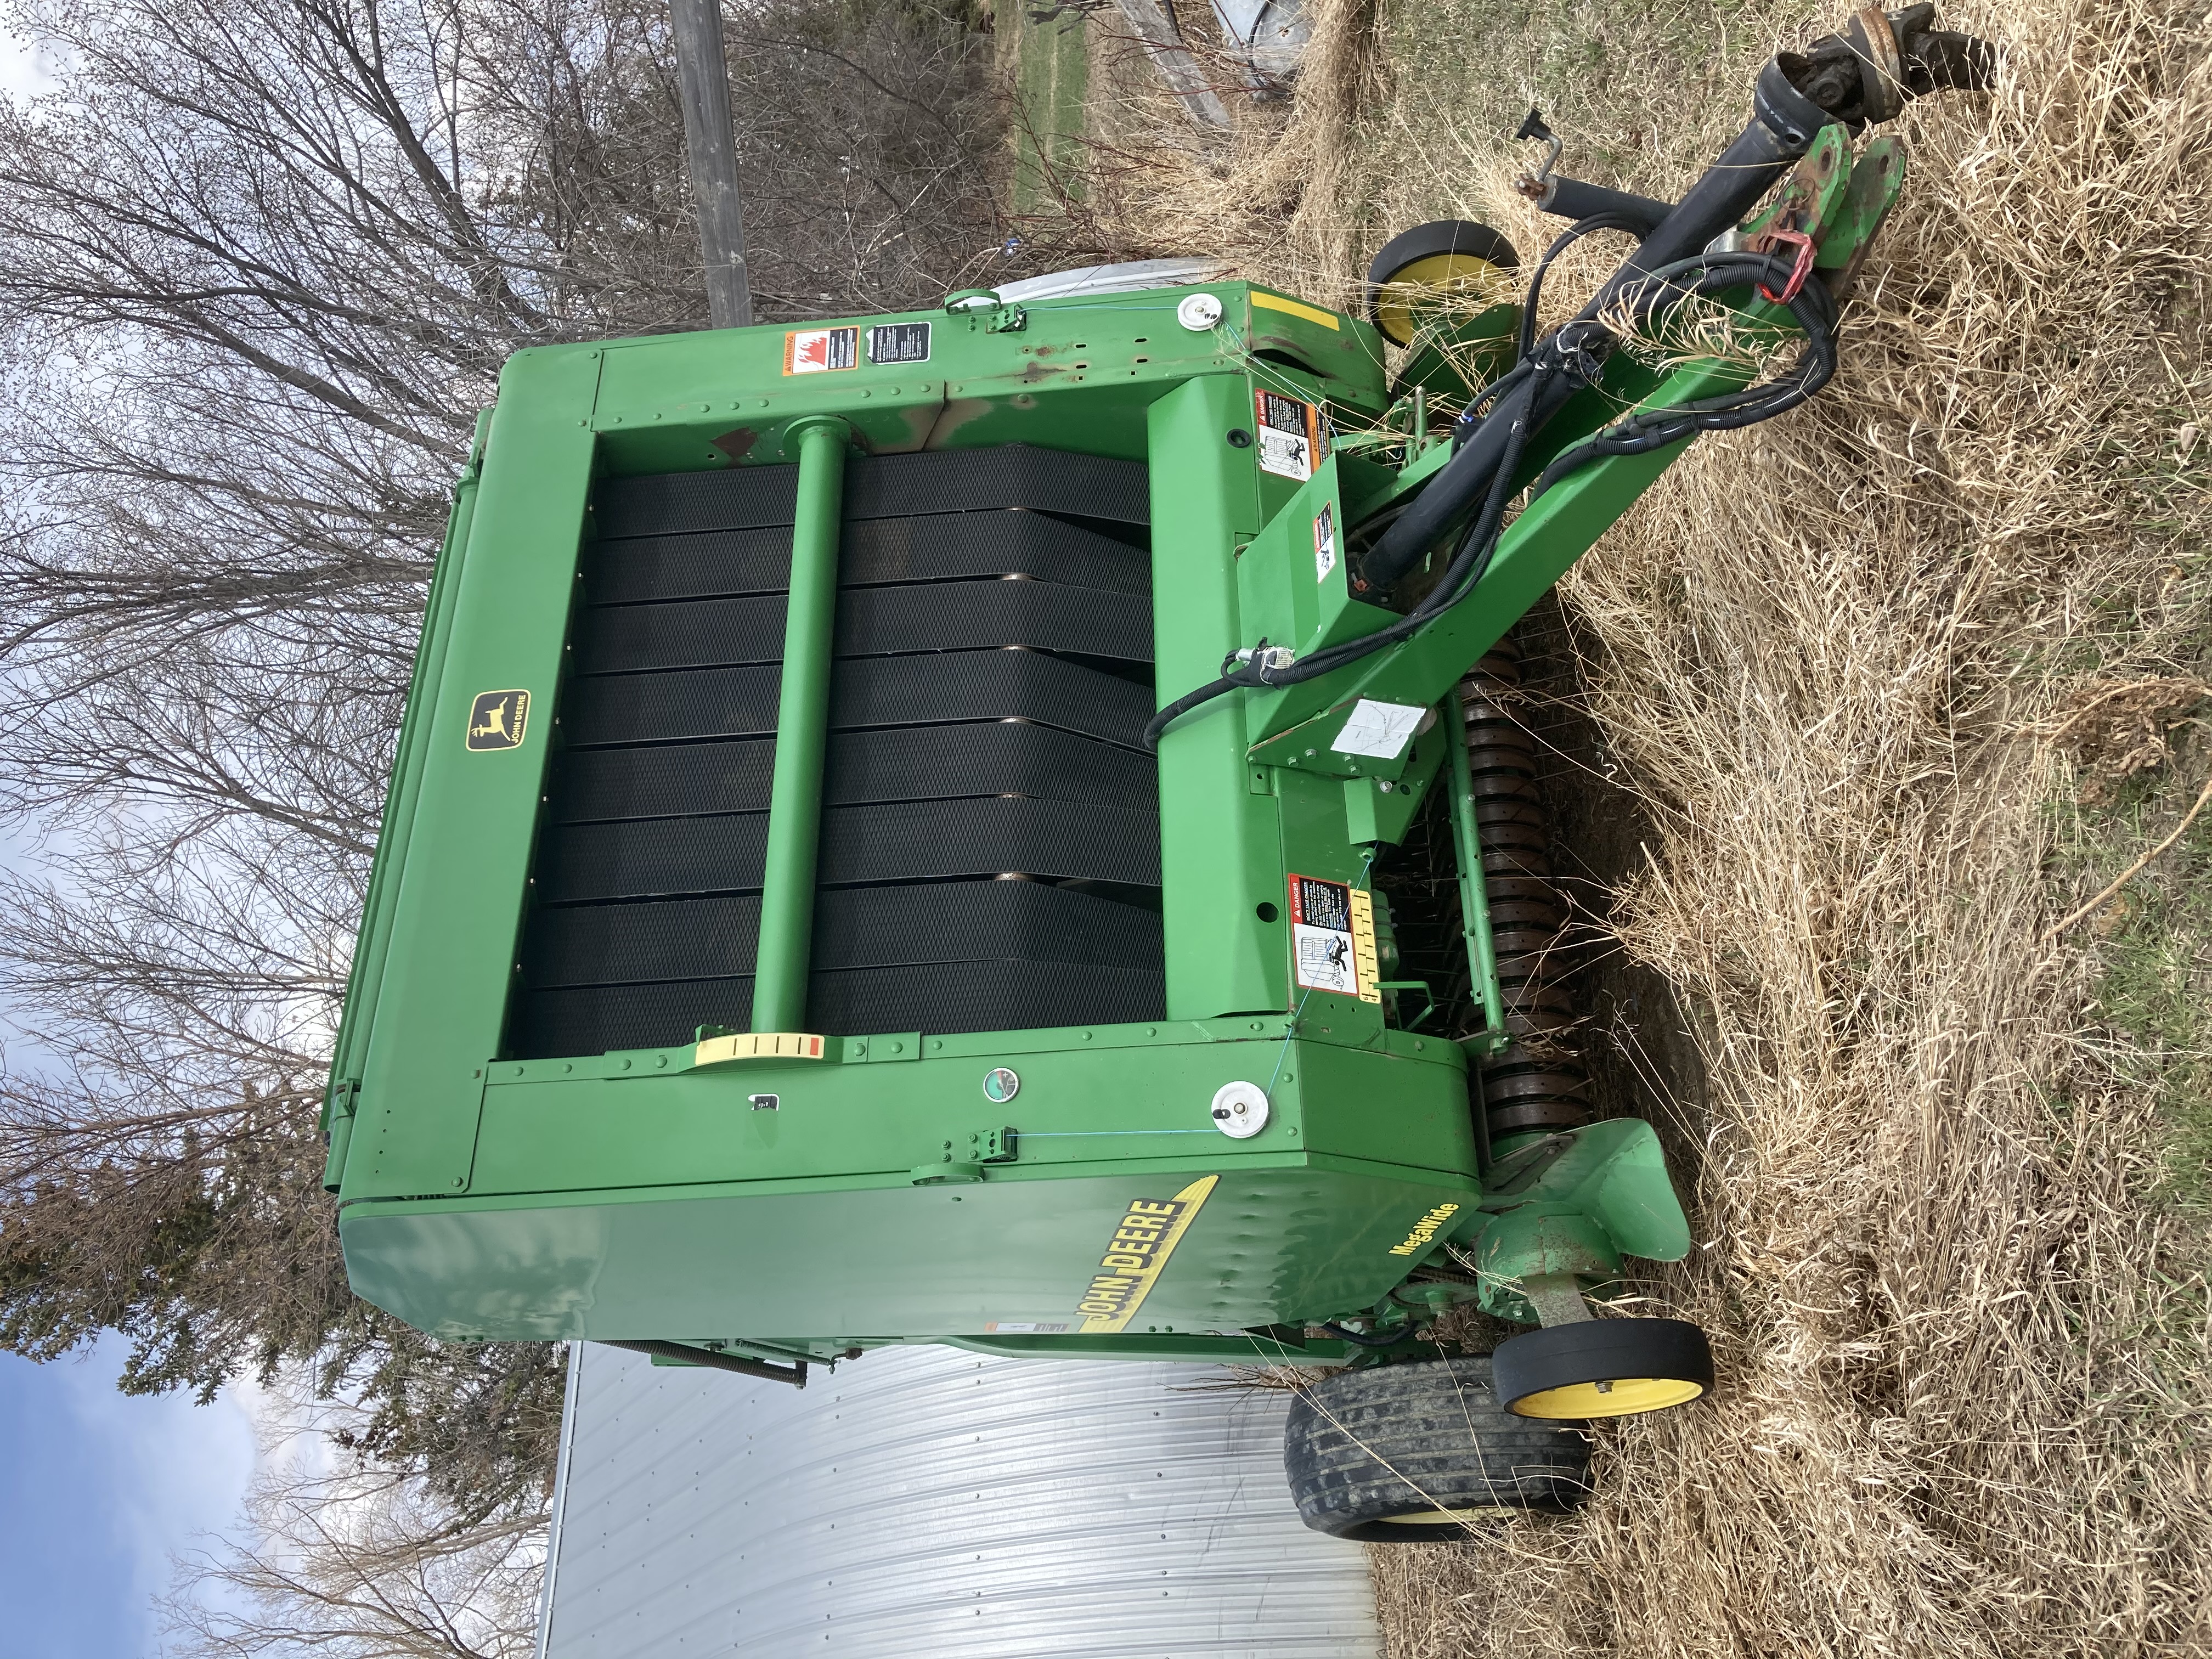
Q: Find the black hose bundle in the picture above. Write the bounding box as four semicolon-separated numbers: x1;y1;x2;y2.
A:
1142;239;1839;751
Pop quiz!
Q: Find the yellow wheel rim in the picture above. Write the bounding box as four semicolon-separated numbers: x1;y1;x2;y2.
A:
1381;1504;1515;1525
1374;252;1516;345
1510;1376;1706;1419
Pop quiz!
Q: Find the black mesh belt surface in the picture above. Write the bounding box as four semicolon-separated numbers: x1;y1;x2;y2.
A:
573;579;1152;676
514;962;1167;1060
548;723;1158;825
515;444;1163;1058
524;879;1163;989
537;798;1160;905
562;648;1151;750
585;511;1149;606
592;444;1149;539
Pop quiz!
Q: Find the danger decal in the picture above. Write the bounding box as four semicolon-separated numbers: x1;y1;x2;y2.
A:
1288;874;1381;1003
783;325;860;374
1075;1175;1219;1333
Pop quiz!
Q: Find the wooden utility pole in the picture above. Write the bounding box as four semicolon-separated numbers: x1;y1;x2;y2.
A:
670;0;754;329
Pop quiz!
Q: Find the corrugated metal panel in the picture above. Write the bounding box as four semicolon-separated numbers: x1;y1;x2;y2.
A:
539;1343;1380;1658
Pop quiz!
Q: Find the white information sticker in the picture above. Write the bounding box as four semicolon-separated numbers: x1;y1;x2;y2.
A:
1332;698;1426;759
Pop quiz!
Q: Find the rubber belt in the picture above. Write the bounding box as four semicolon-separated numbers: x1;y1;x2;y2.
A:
548;723;1158;825
585;510;1150;606
573;579;1152;676
560;648;1153;751
592;444;1151;539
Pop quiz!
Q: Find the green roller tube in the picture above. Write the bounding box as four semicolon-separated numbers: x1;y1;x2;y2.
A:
751;416;849;1034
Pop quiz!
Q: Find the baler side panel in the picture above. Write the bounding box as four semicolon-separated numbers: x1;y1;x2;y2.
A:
345;347;600;1199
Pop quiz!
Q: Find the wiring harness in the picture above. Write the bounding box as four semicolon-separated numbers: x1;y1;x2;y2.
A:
1141;230;1841;751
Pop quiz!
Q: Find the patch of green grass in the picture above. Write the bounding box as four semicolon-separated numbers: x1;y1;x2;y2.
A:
1011;6;1089;216
2076;758;2212;1203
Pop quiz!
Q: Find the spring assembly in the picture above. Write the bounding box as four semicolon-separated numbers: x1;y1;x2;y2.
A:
1458;637;1592;1142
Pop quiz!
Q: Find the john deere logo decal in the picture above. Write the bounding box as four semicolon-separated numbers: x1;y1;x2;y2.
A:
465;689;529;751
1075;1176;1217;1333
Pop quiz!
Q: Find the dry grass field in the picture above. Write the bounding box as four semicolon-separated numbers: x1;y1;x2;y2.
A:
1052;0;2212;1649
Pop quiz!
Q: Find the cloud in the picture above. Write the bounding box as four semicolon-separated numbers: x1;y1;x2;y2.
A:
52;1339;259;1638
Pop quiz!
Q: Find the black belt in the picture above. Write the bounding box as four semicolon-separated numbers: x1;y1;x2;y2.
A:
574;579;1152;676
585;510;1150;606
548;723;1157;826
561;648;1152;750
537;797;1160;905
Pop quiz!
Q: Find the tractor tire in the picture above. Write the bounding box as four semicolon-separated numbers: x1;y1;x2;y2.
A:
1283;1355;1590;1542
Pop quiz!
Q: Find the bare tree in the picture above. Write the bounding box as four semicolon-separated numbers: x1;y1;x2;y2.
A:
163;1420;548;1659
0;0;1004;1513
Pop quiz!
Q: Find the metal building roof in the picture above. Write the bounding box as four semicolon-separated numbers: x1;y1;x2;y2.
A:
534;1342;1380;1658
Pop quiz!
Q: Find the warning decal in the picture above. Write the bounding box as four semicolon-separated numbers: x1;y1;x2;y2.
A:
1255;390;1323;481
1075;1176;1219;1333
1313;503;1338;583
783;325;860;374
1289;873;1381;1002
867;321;931;364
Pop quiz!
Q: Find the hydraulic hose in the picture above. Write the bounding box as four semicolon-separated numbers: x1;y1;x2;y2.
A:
1355;58;1832;597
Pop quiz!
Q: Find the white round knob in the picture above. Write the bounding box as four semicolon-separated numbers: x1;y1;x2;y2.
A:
1177;292;1224;331
1210;1081;1270;1139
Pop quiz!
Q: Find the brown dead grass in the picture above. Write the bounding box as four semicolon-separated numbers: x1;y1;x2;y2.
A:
1085;0;2212;1650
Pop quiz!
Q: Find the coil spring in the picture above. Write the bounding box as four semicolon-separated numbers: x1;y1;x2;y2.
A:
1459;637;1591;1143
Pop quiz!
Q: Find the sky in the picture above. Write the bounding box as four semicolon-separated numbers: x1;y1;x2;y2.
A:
0;1345;257;1659
0;35;263;1659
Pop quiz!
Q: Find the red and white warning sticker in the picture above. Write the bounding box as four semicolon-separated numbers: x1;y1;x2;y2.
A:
783;325;860;374
1255;389;1326;481
1288;873;1379;1000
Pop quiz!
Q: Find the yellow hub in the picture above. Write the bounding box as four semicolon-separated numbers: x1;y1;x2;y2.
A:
1373;253;1516;345
1510;1376;1707;1419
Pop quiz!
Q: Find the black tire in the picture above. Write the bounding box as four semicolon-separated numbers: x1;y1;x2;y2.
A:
1365;219;1521;346
1283;1355;1590;1542
1492;1319;1714;1420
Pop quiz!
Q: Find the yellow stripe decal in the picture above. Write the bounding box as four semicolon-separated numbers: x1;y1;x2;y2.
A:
1251;291;1342;331
1075;1176;1220;1332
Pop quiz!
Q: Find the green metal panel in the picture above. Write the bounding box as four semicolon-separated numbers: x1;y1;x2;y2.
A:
324;410;490;1189
347;347;599;1198
338;1159;1481;1344
1147;376;1285;1020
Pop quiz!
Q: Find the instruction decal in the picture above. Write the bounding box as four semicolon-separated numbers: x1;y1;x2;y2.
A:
1075;1176;1219;1333
867;321;932;364
464;689;529;752
783;325;860;374
1288;874;1381;1002
1255;390;1324;481
984;1321;1069;1334
1312;503;1338;583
